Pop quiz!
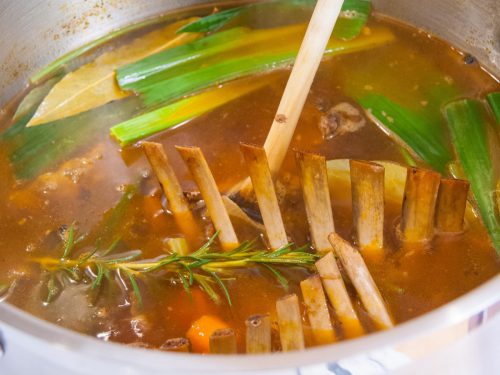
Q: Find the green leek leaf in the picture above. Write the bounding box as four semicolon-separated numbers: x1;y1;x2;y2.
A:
111;26;394;145
445;99;500;253
117;27;250;90
177;7;244;33
141;51;294;108
333;0;372;40
177;0;370;39
126;1;371;92
110;78;271;146
487;92;500;125
358;94;452;173
140;26;394;108
6;97;140;180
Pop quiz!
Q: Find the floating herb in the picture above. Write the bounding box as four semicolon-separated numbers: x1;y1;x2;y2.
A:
32;232;317;305
13;76;63;122
45;274;61;303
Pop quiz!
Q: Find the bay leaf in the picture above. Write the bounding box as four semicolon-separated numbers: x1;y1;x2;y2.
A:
27;18;200;127
13;75;63;122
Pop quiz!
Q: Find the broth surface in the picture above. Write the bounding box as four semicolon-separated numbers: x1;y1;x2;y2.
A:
0;3;498;352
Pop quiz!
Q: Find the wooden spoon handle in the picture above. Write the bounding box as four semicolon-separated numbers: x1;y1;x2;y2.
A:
263;0;344;176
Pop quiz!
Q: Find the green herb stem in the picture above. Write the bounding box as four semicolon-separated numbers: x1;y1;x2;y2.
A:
33;232;317;305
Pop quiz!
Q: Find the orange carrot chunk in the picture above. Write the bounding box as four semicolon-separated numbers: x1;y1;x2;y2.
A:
186;315;230;354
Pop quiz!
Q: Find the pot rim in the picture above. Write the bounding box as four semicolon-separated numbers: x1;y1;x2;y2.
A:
1;274;499;372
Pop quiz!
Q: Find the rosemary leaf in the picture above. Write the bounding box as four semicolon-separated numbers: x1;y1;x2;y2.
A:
193;274;220;304
210;271;232;306
143;255;179;273
124;269;143;309
100;250;143;264
178;273;192;297
262;264;289;290
61;223;76;259
45;274;61;303
62;267;81;282
92;263;105;290
100;238;122;257
191;231;220;257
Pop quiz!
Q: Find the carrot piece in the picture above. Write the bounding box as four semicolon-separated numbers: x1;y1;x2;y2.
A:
186;315;229;354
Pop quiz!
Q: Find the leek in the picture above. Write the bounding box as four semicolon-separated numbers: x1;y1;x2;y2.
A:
111;26;394;145
358;94;452;173
140;27;395;108
141;51;294;108
445;99;500;253
177;7;245;33
177;0;370;39
6;97;140;180
117;27;251;90
176;1;315;34
110;79;270;146
487;92;500;125
122;1;372;92
332;0;372;40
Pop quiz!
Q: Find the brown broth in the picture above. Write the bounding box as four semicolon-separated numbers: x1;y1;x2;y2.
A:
0;4;499;353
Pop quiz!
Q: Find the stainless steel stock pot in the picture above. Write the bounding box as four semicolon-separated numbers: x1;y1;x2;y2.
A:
0;1;498;374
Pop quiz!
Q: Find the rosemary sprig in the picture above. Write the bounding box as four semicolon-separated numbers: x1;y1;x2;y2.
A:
32;232;317;306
